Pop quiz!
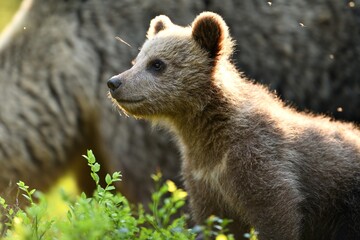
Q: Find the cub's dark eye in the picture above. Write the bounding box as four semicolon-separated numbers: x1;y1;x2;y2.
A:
148;59;166;73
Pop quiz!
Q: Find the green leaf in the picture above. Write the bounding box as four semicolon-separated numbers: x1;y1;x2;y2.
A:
105;186;115;191
91;163;100;173
0;197;6;206
91;172;99;184
17;181;29;191
105;174;112;185
67;210;72;221
112;172;122;181
80;192;87;199
88;150;96;163
22;194;31;202
175;201;185;209
17;181;25;187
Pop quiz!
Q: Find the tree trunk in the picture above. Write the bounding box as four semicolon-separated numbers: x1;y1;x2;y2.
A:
0;0;358;204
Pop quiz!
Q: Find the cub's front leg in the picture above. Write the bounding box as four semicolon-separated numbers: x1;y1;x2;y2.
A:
229;168;303;240
184;172;251;239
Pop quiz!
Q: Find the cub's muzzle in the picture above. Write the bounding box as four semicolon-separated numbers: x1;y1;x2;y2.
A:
107;75;122;91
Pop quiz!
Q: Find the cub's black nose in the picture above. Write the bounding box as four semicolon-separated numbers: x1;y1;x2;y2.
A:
107;76;122;91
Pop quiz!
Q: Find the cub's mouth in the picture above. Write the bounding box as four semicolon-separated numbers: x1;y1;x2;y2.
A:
108;90;146;104
115;98;145;104
107;92;145;108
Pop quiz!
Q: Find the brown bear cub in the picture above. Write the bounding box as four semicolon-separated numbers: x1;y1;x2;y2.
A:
107;12;360;240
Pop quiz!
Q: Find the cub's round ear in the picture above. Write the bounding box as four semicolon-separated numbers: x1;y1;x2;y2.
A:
147;15;173;39
192;12;233;59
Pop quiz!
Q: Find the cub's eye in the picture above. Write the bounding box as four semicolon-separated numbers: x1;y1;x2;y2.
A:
153;61;162;70
148;59;166;73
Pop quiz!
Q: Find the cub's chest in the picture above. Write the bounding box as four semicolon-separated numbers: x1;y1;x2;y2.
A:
183;151;229;192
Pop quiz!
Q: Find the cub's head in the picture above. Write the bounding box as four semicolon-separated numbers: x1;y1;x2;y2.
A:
108;12;233;119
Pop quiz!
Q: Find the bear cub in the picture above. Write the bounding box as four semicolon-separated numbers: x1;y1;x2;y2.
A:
108;12;360;240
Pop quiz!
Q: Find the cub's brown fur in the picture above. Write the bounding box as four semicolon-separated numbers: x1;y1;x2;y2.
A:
108;12;360;240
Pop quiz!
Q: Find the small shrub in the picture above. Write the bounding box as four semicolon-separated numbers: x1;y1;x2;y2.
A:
0;150;237;239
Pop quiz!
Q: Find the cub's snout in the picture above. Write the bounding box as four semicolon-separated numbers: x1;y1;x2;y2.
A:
107;75;122;92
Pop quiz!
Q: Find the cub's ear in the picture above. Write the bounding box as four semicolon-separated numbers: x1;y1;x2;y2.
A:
192;12;233;59
147;15;173;39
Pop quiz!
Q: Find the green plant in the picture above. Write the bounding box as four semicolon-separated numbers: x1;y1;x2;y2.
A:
141;173;191;239
244;228;259;240
0;150;238;240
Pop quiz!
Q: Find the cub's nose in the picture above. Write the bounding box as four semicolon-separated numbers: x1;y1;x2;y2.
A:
107;76;122;91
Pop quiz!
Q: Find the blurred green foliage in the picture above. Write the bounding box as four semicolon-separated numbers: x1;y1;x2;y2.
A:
0;150;237;240
0;0;22;32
